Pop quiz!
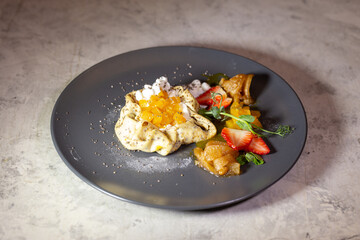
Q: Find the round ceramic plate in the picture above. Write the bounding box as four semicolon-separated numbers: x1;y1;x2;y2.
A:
51;46;307;210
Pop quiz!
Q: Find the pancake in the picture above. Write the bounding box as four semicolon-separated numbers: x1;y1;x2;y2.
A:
115;86;217;156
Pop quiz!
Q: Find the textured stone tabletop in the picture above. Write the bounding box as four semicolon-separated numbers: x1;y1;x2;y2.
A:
1;0;359;239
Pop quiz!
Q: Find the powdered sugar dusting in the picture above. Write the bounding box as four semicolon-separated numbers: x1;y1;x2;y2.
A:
109;146;193;173
124;154;192;173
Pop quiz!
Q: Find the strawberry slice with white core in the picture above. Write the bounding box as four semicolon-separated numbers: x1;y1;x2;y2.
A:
196;86;227;106
221;128;253;151
246;135;270;155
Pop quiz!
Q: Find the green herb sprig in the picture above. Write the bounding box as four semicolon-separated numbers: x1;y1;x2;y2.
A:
198;93;294;138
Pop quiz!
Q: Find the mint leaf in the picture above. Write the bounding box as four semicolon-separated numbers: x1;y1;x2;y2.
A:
236;154;247;165
236;152;264;166
211;106;221;119
236;120;252;132
245;152;264;165
238;115;255;123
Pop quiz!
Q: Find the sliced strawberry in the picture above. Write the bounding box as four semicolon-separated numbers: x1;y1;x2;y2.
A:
196;86;227;106
211;97;232;109
221;128;253;151
246;135;270;155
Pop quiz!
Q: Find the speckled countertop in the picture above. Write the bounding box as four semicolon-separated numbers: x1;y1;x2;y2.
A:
1;0;360;239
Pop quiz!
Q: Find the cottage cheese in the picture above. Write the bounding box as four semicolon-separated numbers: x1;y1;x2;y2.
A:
187;79;211;98
136;76;172;101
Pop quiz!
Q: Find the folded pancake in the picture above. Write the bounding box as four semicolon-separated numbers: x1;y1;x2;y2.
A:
115;86;216;156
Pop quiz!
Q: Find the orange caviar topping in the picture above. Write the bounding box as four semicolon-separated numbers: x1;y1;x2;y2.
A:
139;89;186;128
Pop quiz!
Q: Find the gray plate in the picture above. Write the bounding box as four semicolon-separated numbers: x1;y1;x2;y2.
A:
51;46;307;210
